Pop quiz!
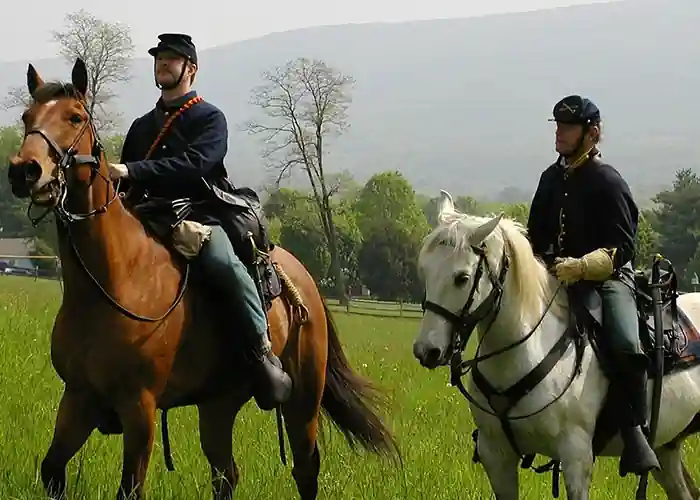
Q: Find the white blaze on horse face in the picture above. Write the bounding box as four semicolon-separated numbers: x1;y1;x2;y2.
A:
21;99;63;202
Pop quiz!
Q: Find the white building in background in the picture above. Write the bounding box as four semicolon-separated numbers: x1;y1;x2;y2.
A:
0;238;37;272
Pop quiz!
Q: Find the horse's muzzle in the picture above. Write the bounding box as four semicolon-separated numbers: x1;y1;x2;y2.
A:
8;159;42;198
413;341;444;369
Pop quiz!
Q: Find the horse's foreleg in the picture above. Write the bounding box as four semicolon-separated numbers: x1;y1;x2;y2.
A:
558;429;594;500
197;393;247;500
682;458;700;499
41;388;100;499
115;390;157;500
652;444;696;500
476;427;520;500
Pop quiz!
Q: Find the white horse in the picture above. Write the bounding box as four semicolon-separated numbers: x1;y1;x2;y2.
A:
412;189;700;500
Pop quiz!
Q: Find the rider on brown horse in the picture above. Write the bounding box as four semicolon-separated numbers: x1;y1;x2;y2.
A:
526;95;661;477
107;33;293;412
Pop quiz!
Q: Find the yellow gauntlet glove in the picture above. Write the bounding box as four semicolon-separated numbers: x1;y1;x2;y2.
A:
554;248;615;285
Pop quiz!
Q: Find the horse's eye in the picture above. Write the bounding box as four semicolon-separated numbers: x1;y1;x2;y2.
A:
454;272;470;287
70;114;82;124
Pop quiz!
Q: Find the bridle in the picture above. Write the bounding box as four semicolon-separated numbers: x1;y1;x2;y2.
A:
420;239;571;421
21;94;188;322
24;109;120;227
422;241;510;371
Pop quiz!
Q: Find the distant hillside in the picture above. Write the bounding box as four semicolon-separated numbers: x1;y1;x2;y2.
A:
1;0;696;204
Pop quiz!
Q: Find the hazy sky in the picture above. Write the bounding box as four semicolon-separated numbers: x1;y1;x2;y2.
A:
2;0;617;63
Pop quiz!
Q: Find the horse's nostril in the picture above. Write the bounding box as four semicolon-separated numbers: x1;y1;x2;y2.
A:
7;160;42;198
426;347;441;364
24;160;42;184
7;160;41;184
8;162;23;183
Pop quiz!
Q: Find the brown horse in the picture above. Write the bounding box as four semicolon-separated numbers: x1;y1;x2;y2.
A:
7;58;399;500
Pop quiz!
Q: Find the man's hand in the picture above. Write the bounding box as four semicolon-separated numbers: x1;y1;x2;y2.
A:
554;257;585;285
108;163;129;180
554;248;615;285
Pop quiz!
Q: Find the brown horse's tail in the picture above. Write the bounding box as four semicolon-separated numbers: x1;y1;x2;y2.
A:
319;300;400;459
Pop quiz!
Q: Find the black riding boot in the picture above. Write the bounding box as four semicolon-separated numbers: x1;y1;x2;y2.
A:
247;333;293;411
617;353;661;477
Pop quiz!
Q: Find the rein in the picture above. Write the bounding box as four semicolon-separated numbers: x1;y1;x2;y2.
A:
421;240;583;460
24;96;188;322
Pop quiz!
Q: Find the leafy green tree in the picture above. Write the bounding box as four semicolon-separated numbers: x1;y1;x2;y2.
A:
635;210;660;271
0;125;60;254
358;222;425;301
262;187;310;220
651;168;700;287
279;206;330;283
103;134;126;162
265;216;282;244
354;171;428;236
332;200;363;290
0;125;26;236
354;171;430;300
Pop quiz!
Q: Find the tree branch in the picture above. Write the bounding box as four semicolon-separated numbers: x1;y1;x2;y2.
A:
46;9;134;132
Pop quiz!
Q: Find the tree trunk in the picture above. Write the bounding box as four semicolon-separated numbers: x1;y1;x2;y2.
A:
323;206;347;306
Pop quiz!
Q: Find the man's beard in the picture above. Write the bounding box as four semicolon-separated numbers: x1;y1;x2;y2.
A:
157;72;178;90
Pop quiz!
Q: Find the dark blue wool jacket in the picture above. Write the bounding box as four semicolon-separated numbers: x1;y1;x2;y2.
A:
527;156;639;271
119;90;230;224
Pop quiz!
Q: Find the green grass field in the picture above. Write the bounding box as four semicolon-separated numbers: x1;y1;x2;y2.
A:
0;276;697;499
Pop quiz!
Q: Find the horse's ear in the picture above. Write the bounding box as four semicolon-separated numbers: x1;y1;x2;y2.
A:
469;213;503;246
27;63;44;98
71;58;89;98
437;189;455;224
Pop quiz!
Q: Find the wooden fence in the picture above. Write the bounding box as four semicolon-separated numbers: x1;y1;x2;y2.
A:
325;297;423;319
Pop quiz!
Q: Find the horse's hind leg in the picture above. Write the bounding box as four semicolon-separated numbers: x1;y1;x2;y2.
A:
652;444;696;500
283;404;322;500
41;388;101;499
281;342;325;500
115;390;157;500
197;392;248;500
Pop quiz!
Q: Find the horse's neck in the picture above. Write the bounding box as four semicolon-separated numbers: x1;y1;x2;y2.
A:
57;176;151;294
475;267;563;362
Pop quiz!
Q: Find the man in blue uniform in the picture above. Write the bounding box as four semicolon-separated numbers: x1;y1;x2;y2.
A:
108;33;292;412
527;95;660;477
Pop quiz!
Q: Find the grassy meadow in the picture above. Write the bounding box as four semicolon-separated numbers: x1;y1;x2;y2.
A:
0;275;697;499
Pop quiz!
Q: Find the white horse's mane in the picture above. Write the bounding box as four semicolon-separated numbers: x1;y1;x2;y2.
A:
420;209;561;325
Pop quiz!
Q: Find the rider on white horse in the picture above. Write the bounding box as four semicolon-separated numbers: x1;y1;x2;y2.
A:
526;94;661;477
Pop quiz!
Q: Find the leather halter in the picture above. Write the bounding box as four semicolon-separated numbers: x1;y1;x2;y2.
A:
422;242;509;359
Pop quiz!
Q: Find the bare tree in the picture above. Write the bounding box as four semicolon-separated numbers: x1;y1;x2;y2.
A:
245;57;355;303
3;9;134;133
1;87;32;113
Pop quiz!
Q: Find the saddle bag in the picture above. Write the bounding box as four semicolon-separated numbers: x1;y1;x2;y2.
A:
206;178;272;264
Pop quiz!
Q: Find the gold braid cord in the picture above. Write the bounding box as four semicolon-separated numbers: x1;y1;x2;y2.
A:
246;231;309;325
272;262;310;325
